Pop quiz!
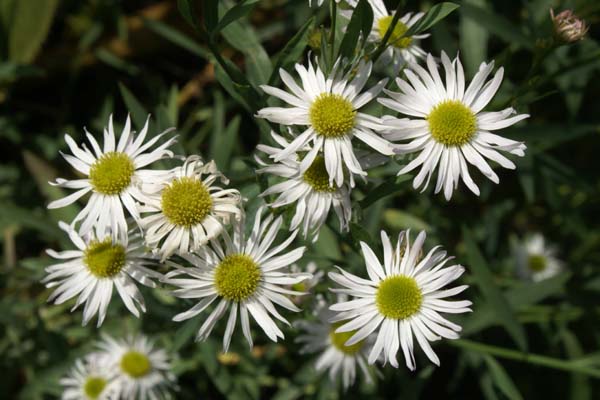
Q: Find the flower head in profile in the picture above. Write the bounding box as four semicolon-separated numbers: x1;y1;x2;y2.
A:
48;114;176;238
43;222;162;327
98;334;175;400
139;156;242;260
60;353;116;400
551;9;588;43
329;230;471;370
379;52;529;200
164;207;311;351
256;131;352;240
515;233;563;282
257;58;394;187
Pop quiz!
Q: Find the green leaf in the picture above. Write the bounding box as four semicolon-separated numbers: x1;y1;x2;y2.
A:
212;0;260;36
459;0;488;76
339;0;373;59
118;83;148;130
359;174;412;209
211;111;240;171
483;355;524;400
143;18;209;59
177;0;201;30
404;2;460;37
7;0;59;63
350;222;375;251
268;17;314;85
384;209;431;232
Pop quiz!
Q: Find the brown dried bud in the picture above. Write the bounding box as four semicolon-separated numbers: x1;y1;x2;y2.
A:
550;9;589;43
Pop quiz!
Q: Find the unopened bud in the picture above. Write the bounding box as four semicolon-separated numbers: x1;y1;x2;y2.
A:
550;9;588;43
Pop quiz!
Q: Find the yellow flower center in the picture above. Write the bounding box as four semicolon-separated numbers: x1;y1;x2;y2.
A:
309;93;356;138
329;322;364;355
83;376;107;399
427;100;477;146
89;152;135;195
376;275;423;320
528;254;547;272
84;238;126;278
161;177;213;227
377;16;413;49
214;254;262;302
120;350;151;378
303;156;336;192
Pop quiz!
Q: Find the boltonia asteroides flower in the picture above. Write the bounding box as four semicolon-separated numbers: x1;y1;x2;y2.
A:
329;230;472;370
515;233;563;282
164;207;311;351
257;58;394;186
43;222;162;327
60;353;116;400
379;52;529;200
48;114;176;238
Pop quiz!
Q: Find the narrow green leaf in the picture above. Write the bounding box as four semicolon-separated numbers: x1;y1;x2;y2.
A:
384;209;431;232
211;115;240;171
213;0;260;36
459;0;488;76
359;174;412;209
8;0;59;63
268;17;314;85
339;0;373;59
404;2;460;37
483;355;524;400
350;222;375;251
143;18;209;59
118;83;148;130
177;0;201;30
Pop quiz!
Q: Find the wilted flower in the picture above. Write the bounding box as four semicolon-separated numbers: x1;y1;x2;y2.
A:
551;9;588;43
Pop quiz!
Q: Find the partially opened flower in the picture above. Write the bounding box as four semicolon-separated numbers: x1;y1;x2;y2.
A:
379;52;529;200
48;114;176;238
515;233;563;282
60;353;116;400
164;208;311;351
43;222;162;327
329;230;471;370
257;58;394;187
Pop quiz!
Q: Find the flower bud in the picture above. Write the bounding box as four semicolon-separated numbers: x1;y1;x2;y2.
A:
550;9;588;43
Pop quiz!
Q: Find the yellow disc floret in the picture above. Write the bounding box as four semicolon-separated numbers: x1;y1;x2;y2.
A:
84;238;126;278
309;93;356;138
376;275;423;320
214;254;261;302
377;16;413;49
329;322;365;355
89;152;135;195
161;177;213;227
427;100;477;146
303;156;336;192
120;350;151;378
528;254;547;272
83;376;107;399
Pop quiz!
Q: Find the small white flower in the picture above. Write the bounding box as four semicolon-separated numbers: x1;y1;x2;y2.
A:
290;262;324;294
164;207;311;351
60;353;116;400
139;156;242;261
98;334;175;400
43;222;162;327
256;131;352;240
329;230;472;370
379;52;529;200
48;114;176;238
515;233;563;282
257;58;394;187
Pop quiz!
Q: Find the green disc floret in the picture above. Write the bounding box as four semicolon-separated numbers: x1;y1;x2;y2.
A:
214;254;261;302
84;238;126;278
528;254;547;272
89;152;135;195
83;376;107;399
303;156;336;192
329;322;365;355
309;93;356;138
120;350;151;378
427;100;477;146
377;16;413;49
376;275;423;320
161;177;213;227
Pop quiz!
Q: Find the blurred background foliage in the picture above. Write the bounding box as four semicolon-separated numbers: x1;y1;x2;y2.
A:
1;0;600;398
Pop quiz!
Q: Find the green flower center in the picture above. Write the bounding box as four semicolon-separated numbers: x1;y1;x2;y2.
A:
528;254;547;272
84;238;126;278
215;254;261;302
161;177;213;227
377;16;413;49
303;156;336;192
376;275;423;320
83;376;107;399
309;93;356;138
89;152;135;195
120;351;151;378
427;100;477;146
329;322;364;355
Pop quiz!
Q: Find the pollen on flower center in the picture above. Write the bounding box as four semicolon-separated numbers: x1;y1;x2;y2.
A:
377;16;413;49
83;376;107;399
427;100;477;146
303;156;336;192
84;238;126;278
309;93;356;138
528;254;547;272
376;275;423;320
329;322;364;355
214;254;261;302
89;152;135;195
161;177;213;227
120;350;151;378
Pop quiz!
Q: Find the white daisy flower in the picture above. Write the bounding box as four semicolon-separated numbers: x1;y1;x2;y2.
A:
43;222;162;327
60;353;116;400
296;296;376;390
48;114;176;238
379;52;529;200
257;58;394;187
98;334;175;400
516;233;563;282
139;155;242;261
164;207;311;351
256;131;352;240
328;230;472;370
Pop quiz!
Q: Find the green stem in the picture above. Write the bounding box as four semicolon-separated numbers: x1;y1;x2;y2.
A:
450;339;600;378
370;0;405;64
329;0;337;67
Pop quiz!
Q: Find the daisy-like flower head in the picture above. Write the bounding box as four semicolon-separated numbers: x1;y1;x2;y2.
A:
60;353;116;400
256;131;352;240
164;207;311;351
139;155;242;261
257;58;394;187
98;334;175;400
296;296;376;390
328;230;472;370
48;114;176;239
515;233;563;282
43;222;162;327
379;52;529;200
290;262;324;294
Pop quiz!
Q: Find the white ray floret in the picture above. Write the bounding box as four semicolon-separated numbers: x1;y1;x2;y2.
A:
329;230;472;370
379;52;529;200
515;233;563;282
60;353;117;400
48;114;176;238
